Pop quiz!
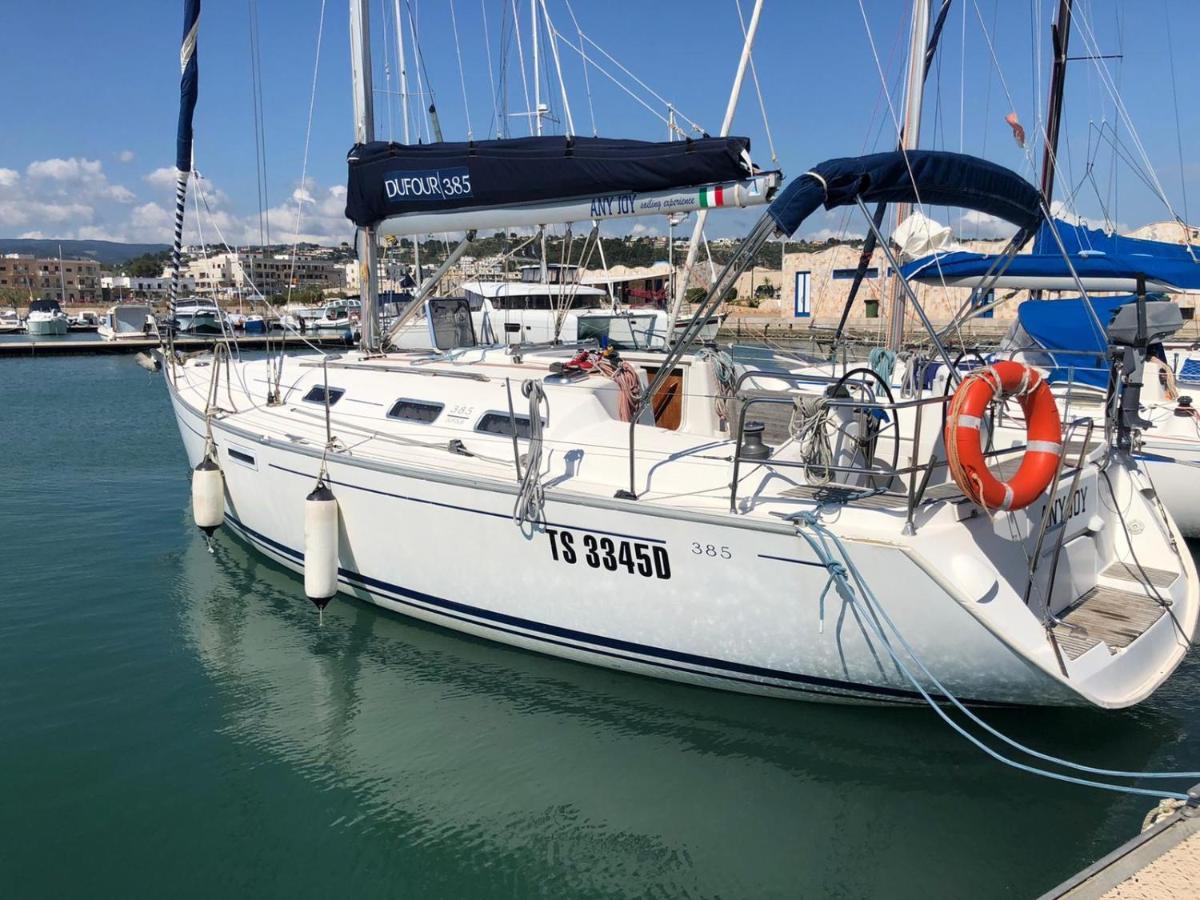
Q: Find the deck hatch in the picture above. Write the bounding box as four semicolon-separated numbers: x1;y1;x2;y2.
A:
387;398;444;424
301;385;345;406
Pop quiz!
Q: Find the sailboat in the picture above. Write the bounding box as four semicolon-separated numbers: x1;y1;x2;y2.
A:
159;1;1196;708
891;0;1200;537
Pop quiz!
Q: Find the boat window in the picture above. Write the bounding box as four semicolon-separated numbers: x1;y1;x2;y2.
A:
387;398;443;424
302;385;345;406
475;411;542;439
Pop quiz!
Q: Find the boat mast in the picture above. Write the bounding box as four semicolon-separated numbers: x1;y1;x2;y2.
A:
531;0;549;284
169;0;201;351
393;0;410;142
58;245;67;305
667;0;763;333
350;0;381;352
392;0;420;283
531;0;542;136
1032;0;1073;302
1040;0;1073;207
885;0;932;352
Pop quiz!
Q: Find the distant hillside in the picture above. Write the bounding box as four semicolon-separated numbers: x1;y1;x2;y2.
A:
0;239;169;266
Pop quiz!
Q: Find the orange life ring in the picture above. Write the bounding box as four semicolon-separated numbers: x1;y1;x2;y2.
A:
944;360;1062;512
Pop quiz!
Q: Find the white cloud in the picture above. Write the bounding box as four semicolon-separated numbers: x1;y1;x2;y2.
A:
117;150;136;163
803;226;865;242
0;168;18;188
144;166;179;189
27;157;103;181
952;209;1018;240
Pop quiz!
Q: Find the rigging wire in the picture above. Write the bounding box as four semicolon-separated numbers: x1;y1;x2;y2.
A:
734;0;777;164
277;0;329;396
447;0;473;139
405;1;433;142
568;29;704;134
1071;1;1188;238
246;0;271;248
510;0;533;135
562;0;598;137
552;38;679;132
479;0;500;138
380;0;394;140
1162;0;1193;248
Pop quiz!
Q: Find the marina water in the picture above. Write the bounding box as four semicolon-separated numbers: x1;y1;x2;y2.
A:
2;353;1198;898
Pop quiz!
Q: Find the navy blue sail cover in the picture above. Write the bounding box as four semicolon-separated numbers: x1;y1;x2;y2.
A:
767;150;1044;237
902;249;1200;289
1016;294;1136;388
903;219;1200;289
176;0;200;173
344;135;754;228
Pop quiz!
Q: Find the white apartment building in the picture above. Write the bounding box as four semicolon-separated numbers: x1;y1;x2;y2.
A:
102;274;197;299
182;251;344;297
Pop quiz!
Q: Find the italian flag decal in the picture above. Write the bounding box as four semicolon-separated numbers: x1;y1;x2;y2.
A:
699;185;726;208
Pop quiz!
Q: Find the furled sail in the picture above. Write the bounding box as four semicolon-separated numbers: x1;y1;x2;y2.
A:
903;219;1200;293
344;135;779;235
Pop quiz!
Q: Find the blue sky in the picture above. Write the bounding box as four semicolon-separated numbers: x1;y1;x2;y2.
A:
0;0;1196;246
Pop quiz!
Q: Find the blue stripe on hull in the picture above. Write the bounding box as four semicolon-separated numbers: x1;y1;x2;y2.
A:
221;512;989;705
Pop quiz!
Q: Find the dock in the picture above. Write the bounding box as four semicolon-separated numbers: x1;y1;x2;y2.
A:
1041;787;1200;898
0;334;353;357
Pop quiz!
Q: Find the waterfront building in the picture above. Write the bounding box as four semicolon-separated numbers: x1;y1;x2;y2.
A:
0;253;101;303
181;251;344;298
102;274;197;301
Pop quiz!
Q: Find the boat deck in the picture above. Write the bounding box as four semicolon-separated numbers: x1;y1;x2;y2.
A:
1050;560;1176;660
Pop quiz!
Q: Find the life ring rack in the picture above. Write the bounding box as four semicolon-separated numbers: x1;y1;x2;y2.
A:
944;360;1063;512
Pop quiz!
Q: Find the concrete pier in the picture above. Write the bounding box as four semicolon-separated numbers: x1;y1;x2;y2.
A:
1041;788;1200;898
0;334;352;358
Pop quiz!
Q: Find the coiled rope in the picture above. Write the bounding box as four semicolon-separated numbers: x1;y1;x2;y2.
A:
512;379;547;526
597;356;643;423
697;347;737;426
789;396;835;486
790;511;1199;799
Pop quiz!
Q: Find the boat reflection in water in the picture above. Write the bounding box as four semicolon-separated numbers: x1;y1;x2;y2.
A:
175;530;1188;897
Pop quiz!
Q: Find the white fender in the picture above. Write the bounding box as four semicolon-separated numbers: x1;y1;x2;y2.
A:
191;457;224;535
304;484;339;608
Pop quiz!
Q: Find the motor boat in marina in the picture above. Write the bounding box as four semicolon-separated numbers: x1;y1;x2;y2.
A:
391;265;672;351
24;299;69;336
310;298;361;335
68;311;99;331
0;308;21;333
98;304;158;342
164;140;1198;708
169;297;228;336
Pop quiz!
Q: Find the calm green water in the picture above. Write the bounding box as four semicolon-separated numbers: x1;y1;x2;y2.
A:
2;355;1199;898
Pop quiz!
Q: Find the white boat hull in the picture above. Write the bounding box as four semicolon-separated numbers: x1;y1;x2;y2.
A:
167;372;1198;707
25;317;68;336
